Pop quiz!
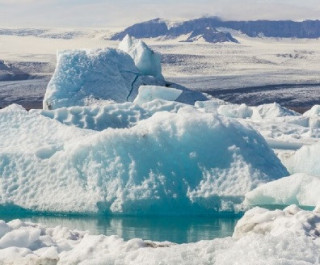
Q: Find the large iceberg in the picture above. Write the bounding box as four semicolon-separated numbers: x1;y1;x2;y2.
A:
118;35;164;80
0;206;319;264
43;44;209;109
43;48;138;109
0;104;287;214
42;48;168;110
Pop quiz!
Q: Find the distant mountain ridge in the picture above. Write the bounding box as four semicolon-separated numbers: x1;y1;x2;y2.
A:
111;17;320;43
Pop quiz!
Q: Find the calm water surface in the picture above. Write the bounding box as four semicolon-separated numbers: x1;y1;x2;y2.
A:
1;214;240;243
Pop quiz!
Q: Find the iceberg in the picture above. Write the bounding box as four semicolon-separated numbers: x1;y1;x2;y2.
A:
244;173;320;207
118;35;164;80
1;206;320;264
251;102;299;120
303;104;320;117
281;142;320;176
42;44;209;110
218;103;253;119
42;48;168;110
0;104;288;214
43;48;139;109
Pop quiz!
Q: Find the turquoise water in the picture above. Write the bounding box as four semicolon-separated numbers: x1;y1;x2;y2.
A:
0;214;240;243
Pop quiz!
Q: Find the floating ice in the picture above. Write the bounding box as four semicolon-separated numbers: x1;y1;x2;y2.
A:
251;102;299;120
303;105;320;117
43;48;137;109
233;205;320;239
119;35;164;80
195;98;229;114
282;142;320;176
42;45;210;109
195;101;298;120
0;104;288;214
1;206;320;264
43;48;166;110
218;103;253;119
134;85;182;105
244;173;320;207
303;105;320;129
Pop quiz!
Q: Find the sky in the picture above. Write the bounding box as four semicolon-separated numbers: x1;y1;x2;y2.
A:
1;0;320;28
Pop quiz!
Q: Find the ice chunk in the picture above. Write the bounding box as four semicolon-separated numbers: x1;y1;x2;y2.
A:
251;102;299;120
43;48;167;110
303;105;320;117
245;173;320;207
218;103;253;119
195;98;229;114
0;105;287;214
134;85;182;105
282;142;320;176
303;105;320;129
118;35;164;80
43;48;140;109
233;205;320;239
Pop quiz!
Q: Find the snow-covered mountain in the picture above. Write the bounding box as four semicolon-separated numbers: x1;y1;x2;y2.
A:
0;28;110;40
111;17;320;43
111;18;238;43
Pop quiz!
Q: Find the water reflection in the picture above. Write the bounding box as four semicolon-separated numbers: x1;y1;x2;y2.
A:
7;215;240;243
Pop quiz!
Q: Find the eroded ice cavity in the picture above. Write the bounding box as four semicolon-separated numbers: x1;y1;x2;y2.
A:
0;104;287;214
134;85;182;105
118;35;164;80
43;48;165;110
1;206;320;264
245;173;320;207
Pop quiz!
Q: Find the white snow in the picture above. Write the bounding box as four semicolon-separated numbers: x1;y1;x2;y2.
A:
119;35;164;80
